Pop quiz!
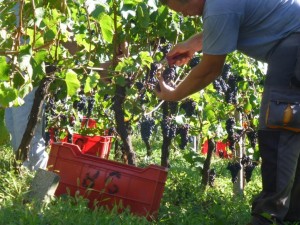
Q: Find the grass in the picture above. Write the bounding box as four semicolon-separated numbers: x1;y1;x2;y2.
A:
0;138;262;225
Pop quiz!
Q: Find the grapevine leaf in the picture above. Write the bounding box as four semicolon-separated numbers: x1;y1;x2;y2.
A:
65;70;80;96
44;29;56;42
99;14;114;43
0;56;10;81
33;50;48;65
90;4;107;19
13;72;25;88
139;51;153;66
115;76;126;86
243;101;252;114
136;3;150;28
0;83;18;107
156;6;169;25
84;72;100;93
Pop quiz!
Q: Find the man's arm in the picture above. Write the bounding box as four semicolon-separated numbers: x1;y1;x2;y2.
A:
156;53;226;101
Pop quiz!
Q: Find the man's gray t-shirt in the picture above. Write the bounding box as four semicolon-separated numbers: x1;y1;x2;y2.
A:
202;0;300;62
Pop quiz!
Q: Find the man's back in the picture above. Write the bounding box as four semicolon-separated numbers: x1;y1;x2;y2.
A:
203;0;300;61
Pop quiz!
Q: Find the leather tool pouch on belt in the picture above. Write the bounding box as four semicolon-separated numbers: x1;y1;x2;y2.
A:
266;89;300;132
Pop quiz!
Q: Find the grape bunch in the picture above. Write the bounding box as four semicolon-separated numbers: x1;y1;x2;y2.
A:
213;78;228;95
240;154;258;182
225;75;238;104
159;42;172;57
241;154;251;166
221;63;231;80
244;162;258;182
189;56;200;69
208;168;216;187
226;117;236;151
75;94;87;112
227;161;242;183
180;98;197;117
147;63;159;89
87;96;95;117
213;63;231;95
161;117;177;139
162;67;176;83
168;101;179;115
176;124;190;150
247;130;258;149
226;117;235;136
140;116;155;142
135;81;144;91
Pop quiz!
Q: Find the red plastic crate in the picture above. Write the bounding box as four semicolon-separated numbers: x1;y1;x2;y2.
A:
81;117;97;128
47;143;168;219
201;140;231;158
72;133;112;159
48;127;68;144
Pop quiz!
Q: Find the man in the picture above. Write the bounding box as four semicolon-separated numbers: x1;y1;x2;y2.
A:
155;0;300;224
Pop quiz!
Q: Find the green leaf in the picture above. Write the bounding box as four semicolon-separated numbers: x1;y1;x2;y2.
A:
114;76;126;86
99;14;114;43
34;50;48;65
84;72;100;93
44;29;56;42
65;70;81;96
243;101;252;114
13;72;25;88
0;83;18;107
0;56;10;81
138;51;153;66
136;3;150;28
90;4;107;19
157;6;169;25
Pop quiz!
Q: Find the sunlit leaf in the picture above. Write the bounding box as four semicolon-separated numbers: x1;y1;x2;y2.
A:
0;56;10;81
99;14;114;43
65;70;81;96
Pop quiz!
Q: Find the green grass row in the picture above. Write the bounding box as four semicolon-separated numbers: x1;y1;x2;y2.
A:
0;139;261;225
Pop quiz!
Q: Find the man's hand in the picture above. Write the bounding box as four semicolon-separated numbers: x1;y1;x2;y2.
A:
155;75;177;101
167;33;203;66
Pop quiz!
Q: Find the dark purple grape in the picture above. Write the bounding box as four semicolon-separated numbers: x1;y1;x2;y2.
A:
244;162;257;182
247;130;258;149
176;124;190;150
162;67;176;83
180;98;197;117
140;116;155;142
227;162;242;183
189;56;200;69
161;117;177;139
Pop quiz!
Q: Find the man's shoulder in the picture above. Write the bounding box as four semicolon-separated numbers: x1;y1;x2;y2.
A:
203;0;246;17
